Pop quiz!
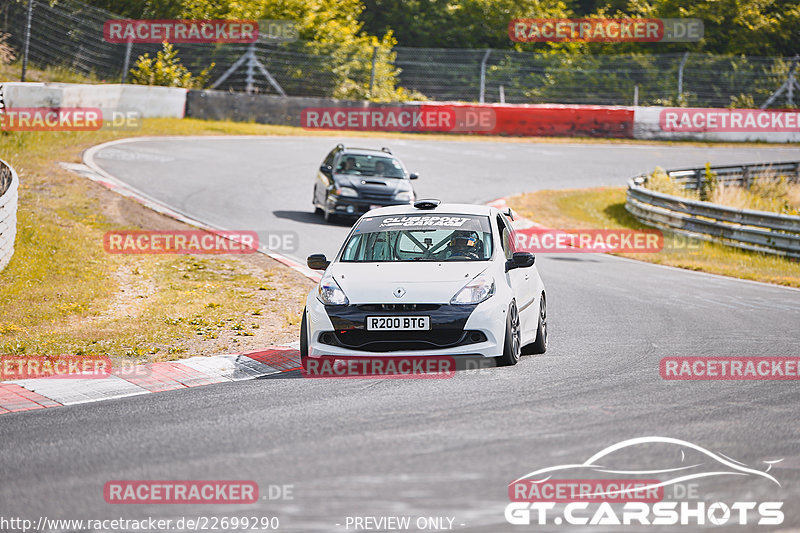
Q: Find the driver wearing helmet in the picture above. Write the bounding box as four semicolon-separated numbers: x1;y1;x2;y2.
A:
441;230;480;259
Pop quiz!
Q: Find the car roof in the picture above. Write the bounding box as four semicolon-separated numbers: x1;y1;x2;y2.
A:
340;147;396;157
364;202;496;217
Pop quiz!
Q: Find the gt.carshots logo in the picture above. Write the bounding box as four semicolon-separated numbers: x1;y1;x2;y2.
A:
505;437;784;526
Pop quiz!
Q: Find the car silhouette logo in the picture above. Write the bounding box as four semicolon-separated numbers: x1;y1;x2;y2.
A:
510;436;782;500
393;287;406;298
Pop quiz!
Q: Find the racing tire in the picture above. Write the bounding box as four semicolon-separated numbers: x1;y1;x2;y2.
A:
522;293;547;355
313;187;322;214
496;301;521;367
300;309;309;370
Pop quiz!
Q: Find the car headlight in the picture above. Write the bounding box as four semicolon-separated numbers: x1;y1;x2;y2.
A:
334;186;358;197
317;273;349;305
450;274;495;305
395;190;414;202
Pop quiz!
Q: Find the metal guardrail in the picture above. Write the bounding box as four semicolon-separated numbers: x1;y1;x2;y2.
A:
663;161;800;191
0;158;19;272
626;161;800;259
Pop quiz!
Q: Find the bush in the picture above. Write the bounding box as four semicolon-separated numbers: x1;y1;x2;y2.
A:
700;162;718;201
129;42;214;88
645;167;695;198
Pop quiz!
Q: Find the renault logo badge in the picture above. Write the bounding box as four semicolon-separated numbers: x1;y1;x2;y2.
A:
393;287;406;298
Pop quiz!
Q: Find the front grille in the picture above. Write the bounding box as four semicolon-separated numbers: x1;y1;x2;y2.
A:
359;191;394;201
321;329;487;352
357;304;440;312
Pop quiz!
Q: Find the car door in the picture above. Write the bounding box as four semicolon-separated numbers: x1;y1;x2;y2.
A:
497;214;537;338
316;148;338;204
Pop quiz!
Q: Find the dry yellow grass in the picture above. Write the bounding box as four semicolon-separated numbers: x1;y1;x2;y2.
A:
0;120;316;370
508;187;800;288
645;167;800;215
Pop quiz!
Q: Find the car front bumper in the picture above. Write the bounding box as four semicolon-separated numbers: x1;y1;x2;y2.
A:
327;195;411;216
305;292;509;359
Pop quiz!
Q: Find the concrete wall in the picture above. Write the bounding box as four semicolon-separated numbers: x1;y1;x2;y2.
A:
1;83;796;142
2;83;187;118
633;106;800;143
186;90;635;138
185;90;371;127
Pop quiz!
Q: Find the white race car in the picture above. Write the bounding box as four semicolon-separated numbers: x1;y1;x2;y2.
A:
300;200;547;368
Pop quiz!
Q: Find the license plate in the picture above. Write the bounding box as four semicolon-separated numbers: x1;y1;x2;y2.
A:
366;316;430;331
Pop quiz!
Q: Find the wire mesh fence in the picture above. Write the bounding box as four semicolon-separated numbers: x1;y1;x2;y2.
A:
1;0;795;108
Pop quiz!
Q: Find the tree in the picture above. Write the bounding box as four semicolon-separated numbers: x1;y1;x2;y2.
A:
176;0;412;100
360;0;573;49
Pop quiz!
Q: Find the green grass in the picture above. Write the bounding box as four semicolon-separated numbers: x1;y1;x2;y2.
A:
0;119;320;370
508;187;800;288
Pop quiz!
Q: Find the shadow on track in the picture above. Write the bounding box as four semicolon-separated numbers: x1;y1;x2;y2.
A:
273;210;355;227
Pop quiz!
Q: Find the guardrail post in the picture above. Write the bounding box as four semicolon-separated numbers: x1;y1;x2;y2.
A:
369;45;378;97
20;0;34;82
742;166;751;189
694;169;703;191
121;38;133;83
479;49;491;103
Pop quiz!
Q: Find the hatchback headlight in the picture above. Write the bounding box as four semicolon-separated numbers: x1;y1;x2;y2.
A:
335;186;358;197
450;274;495;305
317;273;349;305
395;190;414;202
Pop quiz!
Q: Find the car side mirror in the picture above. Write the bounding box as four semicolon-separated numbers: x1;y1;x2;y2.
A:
307;254;330;270
505;252;535;272
320;164;332;174
409;172;419;180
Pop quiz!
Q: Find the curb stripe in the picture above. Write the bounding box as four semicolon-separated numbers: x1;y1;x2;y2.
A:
0;349;302;416
0;384;63;412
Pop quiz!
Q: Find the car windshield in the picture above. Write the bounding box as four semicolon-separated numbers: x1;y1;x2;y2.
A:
340;214;493;262
336;154;405;178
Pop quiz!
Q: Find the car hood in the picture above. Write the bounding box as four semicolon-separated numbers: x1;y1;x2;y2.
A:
329;262;489;304
334;174;410;194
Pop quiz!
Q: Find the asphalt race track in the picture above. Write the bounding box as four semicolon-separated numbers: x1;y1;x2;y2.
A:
1;136;799;532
